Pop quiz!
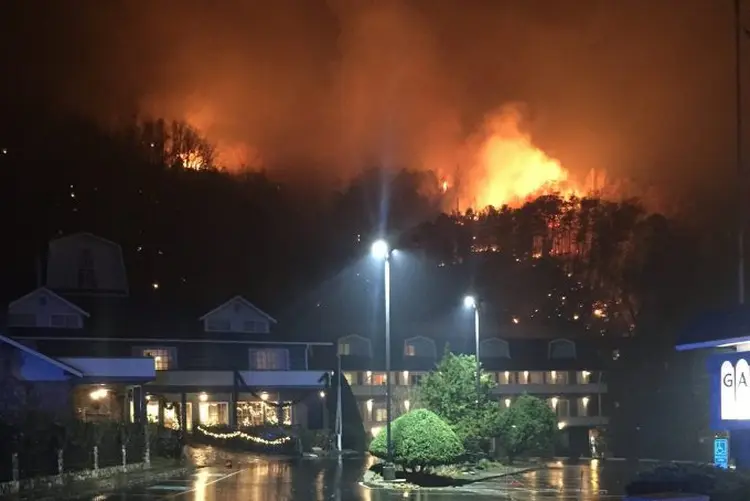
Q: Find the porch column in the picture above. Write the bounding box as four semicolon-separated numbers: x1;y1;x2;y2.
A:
132;386;146;424
230;373;239;428
180;393;188;432
157;398;165;426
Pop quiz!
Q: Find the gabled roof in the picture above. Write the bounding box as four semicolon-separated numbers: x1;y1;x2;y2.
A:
0;334;83;377
9;287;91;317
199;295;277;324
49;232;121;249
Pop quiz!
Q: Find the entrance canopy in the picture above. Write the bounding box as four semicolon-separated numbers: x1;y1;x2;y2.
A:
675;307;750;351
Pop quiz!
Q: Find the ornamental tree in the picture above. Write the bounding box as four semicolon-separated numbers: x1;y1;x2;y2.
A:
416;349;502;453
369;409;464;471
495;394;558;463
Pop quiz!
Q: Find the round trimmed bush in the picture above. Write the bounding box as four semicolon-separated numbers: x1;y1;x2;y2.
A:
369;409;464;471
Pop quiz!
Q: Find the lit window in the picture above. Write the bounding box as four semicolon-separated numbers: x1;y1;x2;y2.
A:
343;372;357;385
370;373;387;385
198;402;229;425
527;371;544;384
140;348;174;370
374;408;388;422
237;401;292;426
339;343;351;355
405;344;416;356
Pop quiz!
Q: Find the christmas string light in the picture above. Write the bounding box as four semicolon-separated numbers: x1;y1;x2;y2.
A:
196;426;291;445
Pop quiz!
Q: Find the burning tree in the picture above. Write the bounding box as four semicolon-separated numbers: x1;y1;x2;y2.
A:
132;118;216;170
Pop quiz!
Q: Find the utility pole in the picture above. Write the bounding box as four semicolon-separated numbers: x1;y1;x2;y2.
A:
737;0;746;305
336;354;342;452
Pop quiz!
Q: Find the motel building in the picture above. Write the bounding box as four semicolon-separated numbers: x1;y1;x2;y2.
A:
0;232;332;433
676;308;750;468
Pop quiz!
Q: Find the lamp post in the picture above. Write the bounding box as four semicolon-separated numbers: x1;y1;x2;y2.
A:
371;239;395;481
463;295;481;399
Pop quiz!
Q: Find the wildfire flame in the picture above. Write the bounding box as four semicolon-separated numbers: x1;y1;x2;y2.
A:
465;107;583;209
179;151;205;170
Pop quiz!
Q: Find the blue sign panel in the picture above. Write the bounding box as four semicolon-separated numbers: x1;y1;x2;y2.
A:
708;352;750;430
714;438;729;469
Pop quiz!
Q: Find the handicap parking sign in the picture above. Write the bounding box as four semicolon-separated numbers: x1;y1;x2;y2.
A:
714;438;729;469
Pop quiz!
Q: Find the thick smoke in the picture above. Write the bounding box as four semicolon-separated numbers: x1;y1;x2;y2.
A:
1;0;738;202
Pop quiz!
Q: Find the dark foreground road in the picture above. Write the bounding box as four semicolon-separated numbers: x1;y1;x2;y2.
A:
69;451;640;500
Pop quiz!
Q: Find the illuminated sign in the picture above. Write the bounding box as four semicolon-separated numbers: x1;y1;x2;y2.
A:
721;359;750;420
714;438;729;469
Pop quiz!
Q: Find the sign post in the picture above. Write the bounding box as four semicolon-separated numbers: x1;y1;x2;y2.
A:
714;437;730;469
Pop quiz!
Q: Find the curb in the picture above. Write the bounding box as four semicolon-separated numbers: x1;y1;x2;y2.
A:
5;463;195;501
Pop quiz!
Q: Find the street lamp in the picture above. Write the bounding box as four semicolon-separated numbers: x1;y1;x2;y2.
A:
463;295;481;399
371;239;395;480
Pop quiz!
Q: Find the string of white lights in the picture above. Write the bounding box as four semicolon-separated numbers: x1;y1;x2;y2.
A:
196;426;291;445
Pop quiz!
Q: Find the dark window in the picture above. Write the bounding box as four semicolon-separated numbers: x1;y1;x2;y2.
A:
8;314;37;327
242;320;268;333
50;314;81;329
77;248;97;289
206;318;231;332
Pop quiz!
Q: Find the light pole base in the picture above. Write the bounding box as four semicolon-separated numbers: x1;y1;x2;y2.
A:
382;463;396;481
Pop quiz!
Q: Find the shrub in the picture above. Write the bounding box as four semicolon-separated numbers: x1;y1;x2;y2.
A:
626;463;750;501
369;409;464;471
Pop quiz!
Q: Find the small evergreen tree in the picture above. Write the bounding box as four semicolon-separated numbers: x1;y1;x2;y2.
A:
496;394;558;463
369;409;464;471
416;349;501;453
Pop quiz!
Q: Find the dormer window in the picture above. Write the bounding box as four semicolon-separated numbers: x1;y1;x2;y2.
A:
403;337;437;358
77;248;97;289
50;314;81;329
480;338;510;358
206;318;230;332
242;320;269;334
337;335;372;357
200;296;277;334
549;339;576;359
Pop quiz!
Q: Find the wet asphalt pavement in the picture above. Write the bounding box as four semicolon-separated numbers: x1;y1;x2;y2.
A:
69;448;644;500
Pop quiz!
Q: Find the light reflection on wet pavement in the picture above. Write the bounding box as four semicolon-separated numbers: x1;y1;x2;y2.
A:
72;447;647;500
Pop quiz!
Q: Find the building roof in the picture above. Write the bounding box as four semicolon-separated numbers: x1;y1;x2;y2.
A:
9;287;91;317
199;295;277;323
0;334;83;376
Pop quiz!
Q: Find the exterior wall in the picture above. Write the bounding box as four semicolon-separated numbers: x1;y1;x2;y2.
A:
45;233;128;295
0;343;75;423
345;368;609;438
26;339;312;372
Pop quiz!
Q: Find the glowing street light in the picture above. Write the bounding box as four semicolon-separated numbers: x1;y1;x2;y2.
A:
372;238;395;480
371;239;389;260
463;295;481;398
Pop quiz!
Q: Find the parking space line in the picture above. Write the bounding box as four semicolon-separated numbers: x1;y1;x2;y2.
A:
167;468;247;499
